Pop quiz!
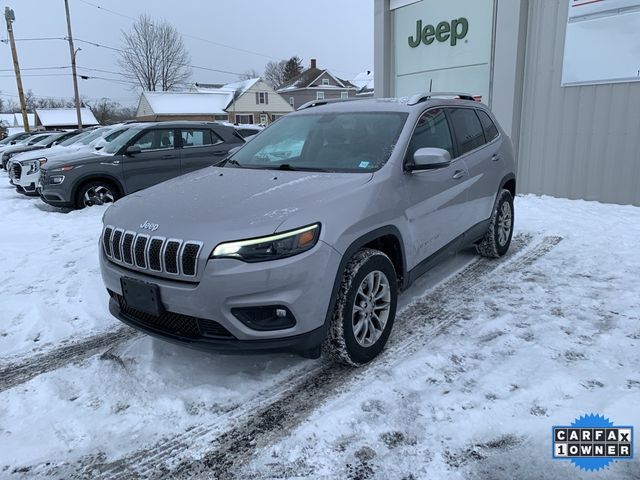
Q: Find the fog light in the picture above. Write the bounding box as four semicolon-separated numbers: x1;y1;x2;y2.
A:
50;175;65;185
232;306;296;331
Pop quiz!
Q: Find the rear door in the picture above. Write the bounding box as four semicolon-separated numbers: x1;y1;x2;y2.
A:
402;108;471;267
121;128;180;193
178;127;234;174
447;108;499;227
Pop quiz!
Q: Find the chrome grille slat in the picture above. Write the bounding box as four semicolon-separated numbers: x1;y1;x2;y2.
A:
104;226;203;278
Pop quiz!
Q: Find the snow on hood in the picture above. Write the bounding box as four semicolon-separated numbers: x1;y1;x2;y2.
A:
105;166;373;250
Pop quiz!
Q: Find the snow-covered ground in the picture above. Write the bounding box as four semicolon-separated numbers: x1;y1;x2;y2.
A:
0;178;639;479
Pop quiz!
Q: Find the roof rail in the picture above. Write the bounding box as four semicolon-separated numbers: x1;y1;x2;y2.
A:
407;92;482;106
297;97;365;111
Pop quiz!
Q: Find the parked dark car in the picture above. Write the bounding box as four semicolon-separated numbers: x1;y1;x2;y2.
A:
38;121;244;209
1;130;83;170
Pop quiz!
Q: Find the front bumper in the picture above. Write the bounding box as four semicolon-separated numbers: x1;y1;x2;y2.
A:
38;170;74;207
100;241;342;353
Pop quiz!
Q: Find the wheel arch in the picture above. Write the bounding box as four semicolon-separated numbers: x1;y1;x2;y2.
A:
500;173;516;197
72;174;125;201
322;226;407;335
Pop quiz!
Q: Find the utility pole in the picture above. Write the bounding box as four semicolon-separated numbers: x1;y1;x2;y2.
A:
4;7;29;133
64;0;82;129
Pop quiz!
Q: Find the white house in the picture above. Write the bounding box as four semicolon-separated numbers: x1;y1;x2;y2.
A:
136;78;293;126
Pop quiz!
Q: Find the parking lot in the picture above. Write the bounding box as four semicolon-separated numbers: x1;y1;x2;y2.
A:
1;177;639;479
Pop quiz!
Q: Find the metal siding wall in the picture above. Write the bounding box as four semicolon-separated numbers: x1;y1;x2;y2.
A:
518;0;640;206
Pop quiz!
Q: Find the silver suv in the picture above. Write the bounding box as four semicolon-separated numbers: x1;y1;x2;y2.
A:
99;94;516;366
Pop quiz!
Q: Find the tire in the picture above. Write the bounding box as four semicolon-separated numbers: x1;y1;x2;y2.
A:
323;248;398;366
75;180;120;209
476;189;514;258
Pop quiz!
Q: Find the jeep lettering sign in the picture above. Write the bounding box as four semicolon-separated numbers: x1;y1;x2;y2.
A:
393;0;494;100
408;18;469;47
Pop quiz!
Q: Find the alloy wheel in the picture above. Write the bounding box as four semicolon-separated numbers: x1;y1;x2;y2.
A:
352;270;391;348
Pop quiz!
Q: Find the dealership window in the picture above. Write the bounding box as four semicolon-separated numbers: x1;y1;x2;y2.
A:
406;109;453;160
271;114;282;121
235;114;254;125
180;129;222;148
341;91;348;99
256;92;269;104
476;110;499;142
448;108;486;155
322;78;330;86
317;91;325;100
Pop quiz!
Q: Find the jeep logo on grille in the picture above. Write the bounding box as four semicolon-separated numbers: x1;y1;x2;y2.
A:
140;220;160;232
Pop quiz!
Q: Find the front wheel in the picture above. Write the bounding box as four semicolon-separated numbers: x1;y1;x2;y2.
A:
476;189;514;258
323;248;398;366
75;181;119;209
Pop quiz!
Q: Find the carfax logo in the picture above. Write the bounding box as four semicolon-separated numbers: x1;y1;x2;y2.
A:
552;414;634;471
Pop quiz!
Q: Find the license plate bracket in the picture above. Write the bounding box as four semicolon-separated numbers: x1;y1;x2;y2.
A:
120;277;164;316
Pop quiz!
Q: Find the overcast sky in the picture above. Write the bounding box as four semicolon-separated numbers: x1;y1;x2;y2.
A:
0;0;373;108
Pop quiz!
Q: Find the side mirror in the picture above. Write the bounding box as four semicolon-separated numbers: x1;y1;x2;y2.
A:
408;147;451;171
125;145;142;155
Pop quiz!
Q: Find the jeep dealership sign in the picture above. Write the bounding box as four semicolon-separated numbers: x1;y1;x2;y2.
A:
392;0;495;100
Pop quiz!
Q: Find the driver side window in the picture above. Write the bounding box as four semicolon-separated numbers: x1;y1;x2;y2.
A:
131;129;175;152
406;109;454;162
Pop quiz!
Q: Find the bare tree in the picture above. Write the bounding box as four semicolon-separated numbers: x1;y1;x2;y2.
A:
118;14;191;91
89;98;136;124
238;69;260;81
264;60;287;89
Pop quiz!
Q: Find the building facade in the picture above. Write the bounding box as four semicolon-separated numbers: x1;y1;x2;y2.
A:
278;59;359;110
375;0;640;206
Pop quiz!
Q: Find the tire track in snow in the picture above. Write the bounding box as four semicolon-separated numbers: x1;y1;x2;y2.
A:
52;233;565;480
0;327;140;393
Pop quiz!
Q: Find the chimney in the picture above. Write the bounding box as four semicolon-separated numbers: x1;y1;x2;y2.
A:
310;58;317;69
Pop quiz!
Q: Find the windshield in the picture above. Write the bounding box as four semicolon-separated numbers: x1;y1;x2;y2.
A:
35;132;67;146
227;112;408;172
101;126;145;154
59;130;93;146
0;133;26;145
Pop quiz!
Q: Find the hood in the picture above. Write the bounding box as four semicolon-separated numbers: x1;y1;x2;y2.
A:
104;166;373;253
2;144;44;157
44;149;106;168
14;145;87;162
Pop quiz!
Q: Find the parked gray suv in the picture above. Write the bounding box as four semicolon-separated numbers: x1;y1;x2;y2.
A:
99;94;516;365
38;121;244;209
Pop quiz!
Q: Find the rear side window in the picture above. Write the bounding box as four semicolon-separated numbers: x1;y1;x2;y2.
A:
448;108;486;155
181;129;222;148
477;110;499;142
406;108;454;161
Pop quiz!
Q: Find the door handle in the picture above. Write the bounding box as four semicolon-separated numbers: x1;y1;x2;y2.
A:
492;154;501;162
452;170;466;180
162;154;176;159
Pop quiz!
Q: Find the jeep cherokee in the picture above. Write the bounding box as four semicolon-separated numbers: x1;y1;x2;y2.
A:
99;94;516;365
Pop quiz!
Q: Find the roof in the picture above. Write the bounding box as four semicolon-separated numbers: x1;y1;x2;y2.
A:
277;67;357;92
13;113;36;127
36;108;98;127
352;71;374;95
193;78;261;99
141;91;233;115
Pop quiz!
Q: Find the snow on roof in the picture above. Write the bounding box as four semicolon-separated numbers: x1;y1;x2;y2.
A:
13;113;36;127
0;113;14;126
142;91;233;115
36;108;98;127
352;71;374;91
194;78;261;98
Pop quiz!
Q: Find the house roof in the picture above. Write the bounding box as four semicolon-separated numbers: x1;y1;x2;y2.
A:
352;70;374;93
194;78;261;99
142;91;233;115
0;113;14;126
13;113;36;127
277;67;357;92
36;108;98;127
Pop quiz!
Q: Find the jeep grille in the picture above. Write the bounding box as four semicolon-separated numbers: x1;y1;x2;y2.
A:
102;225;203;278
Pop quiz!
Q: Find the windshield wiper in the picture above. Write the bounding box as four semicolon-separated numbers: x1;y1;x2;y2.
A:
273;164;329;172
223;158;243;168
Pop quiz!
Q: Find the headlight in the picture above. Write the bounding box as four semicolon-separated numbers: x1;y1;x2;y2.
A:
211;223;320;262
24;158;47;174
